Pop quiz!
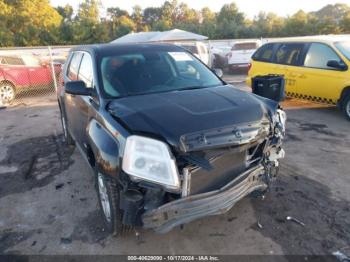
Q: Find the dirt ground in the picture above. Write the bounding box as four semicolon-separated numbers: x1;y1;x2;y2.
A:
0;76;349;258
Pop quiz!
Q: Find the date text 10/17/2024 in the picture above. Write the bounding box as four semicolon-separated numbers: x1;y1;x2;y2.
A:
127;256;220;261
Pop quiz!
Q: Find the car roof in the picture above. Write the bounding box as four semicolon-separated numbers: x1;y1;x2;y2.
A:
234;40;261;44
267;34;350;44
70;43;185;55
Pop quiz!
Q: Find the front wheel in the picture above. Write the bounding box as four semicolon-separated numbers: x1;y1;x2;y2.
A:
0;82;16;104
95;171;125;236
342;94;350;121
59;108;74;145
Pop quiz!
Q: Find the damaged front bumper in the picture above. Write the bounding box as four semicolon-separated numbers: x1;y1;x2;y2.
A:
142;165;268;233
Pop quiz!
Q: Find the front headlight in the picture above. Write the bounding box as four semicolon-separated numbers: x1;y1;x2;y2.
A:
274;109;287;138
122;135;180;192
277;109;287;132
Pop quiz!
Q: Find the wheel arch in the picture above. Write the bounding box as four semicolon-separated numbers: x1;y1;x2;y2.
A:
0;79;16;91
339;86;350;108
86;143;96;168
87;119;121;178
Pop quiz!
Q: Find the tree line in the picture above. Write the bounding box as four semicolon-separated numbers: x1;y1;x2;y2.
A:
1;0;350;47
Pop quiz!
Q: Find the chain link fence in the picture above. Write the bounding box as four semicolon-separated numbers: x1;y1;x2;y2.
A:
0;46;73;107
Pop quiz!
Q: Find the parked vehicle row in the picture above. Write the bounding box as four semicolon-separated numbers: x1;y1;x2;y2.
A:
248;35;350;120
210;46;230;70
170;40;261;72
226;40;262;72
57;43;286;235
175;42;210;66
0;54;63;103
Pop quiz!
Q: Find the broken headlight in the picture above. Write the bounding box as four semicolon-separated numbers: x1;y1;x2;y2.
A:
122;135;180;192
273;109;287;138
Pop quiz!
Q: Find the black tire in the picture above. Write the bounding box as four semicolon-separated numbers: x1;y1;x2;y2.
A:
95;171;125;236
341;94;350;121
59;107;74;146
250;189;268;198
0;82;16;104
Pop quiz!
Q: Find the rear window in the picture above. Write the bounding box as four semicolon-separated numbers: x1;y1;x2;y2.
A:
274;43;305;66
21;55;41;67
232;42;258;51
252;43;275;62
179;45;198;54
3;56;25;65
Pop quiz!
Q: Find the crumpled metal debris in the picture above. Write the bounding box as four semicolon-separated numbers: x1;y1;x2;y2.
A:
333;251;350;262
286;216;305;226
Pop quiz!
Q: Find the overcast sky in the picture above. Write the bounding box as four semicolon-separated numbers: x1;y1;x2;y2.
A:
50;0;350;18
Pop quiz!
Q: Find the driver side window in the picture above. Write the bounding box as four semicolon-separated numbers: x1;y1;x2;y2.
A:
78;53;94;88
67;52;83;81
304;43;343;70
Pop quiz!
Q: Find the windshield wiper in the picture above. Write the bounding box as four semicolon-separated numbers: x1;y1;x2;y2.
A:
177;86;205;91
177;84;221;92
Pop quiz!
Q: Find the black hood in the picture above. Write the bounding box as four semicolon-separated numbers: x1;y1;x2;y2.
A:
108;85;278;151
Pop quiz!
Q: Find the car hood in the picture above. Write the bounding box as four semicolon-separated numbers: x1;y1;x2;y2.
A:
107;85;278;152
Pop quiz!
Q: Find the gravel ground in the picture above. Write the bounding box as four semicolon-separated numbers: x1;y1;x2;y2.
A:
0;78;349;258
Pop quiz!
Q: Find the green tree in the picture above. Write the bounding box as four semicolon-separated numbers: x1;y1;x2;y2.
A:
73;0;110;44
340;11;350;33
150;0;177;30
113;16;137;38
143;7;162;29
76;0;100;24
132;5;148;32
199;7;217;38
107;7;129;18
55;4;74;44
2;0;350;47
56;4;73;21
1;0;62;46
173;3;200;32
251;12;285;37
284;10;310;36
0;0;15;46
216;3;246;38
315;16;341;34
106;7;136;39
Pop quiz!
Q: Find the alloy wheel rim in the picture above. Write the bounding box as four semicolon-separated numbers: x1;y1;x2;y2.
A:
98;173;111;222
0;85;14;103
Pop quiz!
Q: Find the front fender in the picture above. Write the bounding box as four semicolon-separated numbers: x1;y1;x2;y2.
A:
87;119;121;178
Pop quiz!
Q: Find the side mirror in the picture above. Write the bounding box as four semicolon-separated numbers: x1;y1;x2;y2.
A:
327;60;348;71
65;80;94;96
213;68;223;78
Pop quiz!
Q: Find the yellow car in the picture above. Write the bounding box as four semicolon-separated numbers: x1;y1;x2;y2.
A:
247;35;350;120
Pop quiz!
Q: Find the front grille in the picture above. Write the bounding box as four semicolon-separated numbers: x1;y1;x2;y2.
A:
180;121;270;153
186;141;265;195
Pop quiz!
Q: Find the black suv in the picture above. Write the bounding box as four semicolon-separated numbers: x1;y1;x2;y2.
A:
57;43;286;235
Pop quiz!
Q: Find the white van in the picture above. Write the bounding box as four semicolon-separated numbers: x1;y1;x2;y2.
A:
175;42;210;66
227;40;261;71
